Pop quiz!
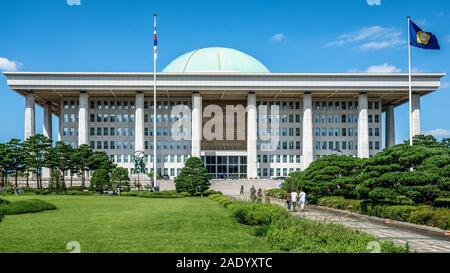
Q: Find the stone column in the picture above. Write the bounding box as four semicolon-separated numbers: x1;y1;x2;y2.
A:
247;92;257;179
191;92;202;158
385;104;395;147
43;103;53;140
358;93;370;158
78;92;89;146
135;92;145;152
411;93;421;136
24;91;35;140
302;93;314;169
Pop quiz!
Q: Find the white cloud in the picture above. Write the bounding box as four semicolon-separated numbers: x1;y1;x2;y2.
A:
327;26;405;50
0;57;19;71
423;129;450;138
271;33;286;42
366;63;401;73
437;11;445;17
66;0;81;6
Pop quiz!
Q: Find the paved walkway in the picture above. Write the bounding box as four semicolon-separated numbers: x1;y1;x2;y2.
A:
235;195;450;253
292;206;450;253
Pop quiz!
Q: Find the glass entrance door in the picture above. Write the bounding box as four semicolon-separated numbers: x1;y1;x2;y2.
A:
202;156;247;179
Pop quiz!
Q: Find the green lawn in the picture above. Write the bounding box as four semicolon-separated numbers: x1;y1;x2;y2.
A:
0;195;269;253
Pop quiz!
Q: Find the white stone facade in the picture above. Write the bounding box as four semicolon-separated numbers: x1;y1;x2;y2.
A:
4;71;444;179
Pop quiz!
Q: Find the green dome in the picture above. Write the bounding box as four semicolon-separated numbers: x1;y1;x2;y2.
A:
162;47;270;73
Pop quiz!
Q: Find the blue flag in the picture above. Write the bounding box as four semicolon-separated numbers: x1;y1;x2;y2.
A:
410;20;440;50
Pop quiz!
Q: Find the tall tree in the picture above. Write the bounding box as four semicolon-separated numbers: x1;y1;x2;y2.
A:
175;157;210;195
88;151;116;173
0;143;8;188
23;134;52;189
111;167;130;195
6;139;26;188
52;142;73;186
70;144;93;189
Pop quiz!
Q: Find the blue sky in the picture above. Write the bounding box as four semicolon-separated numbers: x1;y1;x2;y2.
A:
0;0;449;144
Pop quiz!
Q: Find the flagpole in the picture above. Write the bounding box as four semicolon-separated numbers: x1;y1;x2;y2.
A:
408;16;413;146
153;14;158;189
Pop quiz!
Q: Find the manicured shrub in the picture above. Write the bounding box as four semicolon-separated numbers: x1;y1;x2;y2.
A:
433;197;450;208
136;191;189;198
317;197;361;211
5;199;56;215
120;191;139;197
64;190;95;196
264;189;287;199
265;217;408;253
318;196;450;230
208;193;223;200
66;186;84;191
32;189;52;195
203;190;223;196
0;198;11;205
216;196;234;207
228;202;289;226
407;207;449;230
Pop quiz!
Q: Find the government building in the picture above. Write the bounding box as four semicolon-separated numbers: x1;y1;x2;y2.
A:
3;47;445;179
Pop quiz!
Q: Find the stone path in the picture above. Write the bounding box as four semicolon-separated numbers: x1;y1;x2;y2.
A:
235;195;450;253
292;206;450;253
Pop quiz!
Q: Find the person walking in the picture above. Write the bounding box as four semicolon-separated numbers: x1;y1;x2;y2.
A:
285;190;292;211
250;186;256;202
240;185;244;196
291;190;298;212
299;189;307;212
256;188;263;203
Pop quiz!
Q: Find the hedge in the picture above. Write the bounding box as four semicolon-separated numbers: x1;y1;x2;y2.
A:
5;199;57;215
208;194;233;207
434;197;450;208
120;190;190;198
318;196;450;230
264;189;287;200
265;216;407;253
228;202;290;226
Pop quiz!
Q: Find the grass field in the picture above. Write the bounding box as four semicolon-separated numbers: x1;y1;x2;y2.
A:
0;195;269;253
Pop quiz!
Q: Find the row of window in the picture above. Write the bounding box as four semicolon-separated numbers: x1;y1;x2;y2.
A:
257;141;302;151
111;154;190;164
314;114;380;124
65;100;380;112
64;100;192;111
314;101;380;111
257;154;301;164
258;128;302;137
88;127;189;138
314;141;380;151
258;168;301;178
314;127;381;137
257;114;302;124
89;140;191;151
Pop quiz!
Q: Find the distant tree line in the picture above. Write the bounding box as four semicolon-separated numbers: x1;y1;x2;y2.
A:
0;134;117;190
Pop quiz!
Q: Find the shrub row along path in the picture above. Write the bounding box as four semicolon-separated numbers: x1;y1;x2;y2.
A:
235;195;450;253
